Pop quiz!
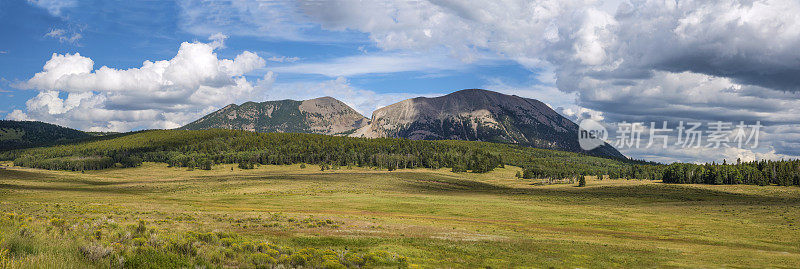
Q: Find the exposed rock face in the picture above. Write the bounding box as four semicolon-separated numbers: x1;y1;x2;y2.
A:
180;97;368;135
299;97;371;134
182;89;624;158
351;89;624;158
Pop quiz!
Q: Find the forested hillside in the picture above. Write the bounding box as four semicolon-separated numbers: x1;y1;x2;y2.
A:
1;129;653;177
4;128;799;186
436;140;661;180
1;129;499;172
0;120;91;151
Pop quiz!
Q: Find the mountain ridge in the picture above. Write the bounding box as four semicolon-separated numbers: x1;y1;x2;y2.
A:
351;89;624;158
179;89;625;159
180;96;369;135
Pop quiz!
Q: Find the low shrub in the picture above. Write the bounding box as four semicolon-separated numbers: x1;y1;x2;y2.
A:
79;244;112;262
250;252;276;268
123;246;191;269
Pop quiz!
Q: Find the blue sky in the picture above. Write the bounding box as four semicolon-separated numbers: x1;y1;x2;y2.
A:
3;0;800;163
0;0;545;116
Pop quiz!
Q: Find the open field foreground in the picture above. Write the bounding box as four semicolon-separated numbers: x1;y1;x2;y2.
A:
1;162;799;268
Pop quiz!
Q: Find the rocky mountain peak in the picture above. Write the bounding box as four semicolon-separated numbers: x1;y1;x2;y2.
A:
180;97;368;135
181;89;624;159
353;89;623;158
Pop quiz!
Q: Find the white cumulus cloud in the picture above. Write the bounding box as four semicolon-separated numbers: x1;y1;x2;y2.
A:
8;38;267;132
289;0;800;162
16;0;800;162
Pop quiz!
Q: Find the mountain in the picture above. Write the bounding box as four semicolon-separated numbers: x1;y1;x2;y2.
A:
351;89;624;158
0;120;91;151
180;97;369;135
180;90;624;159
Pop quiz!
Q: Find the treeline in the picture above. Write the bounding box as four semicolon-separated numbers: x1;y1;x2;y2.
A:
13;156;116;171
662;159;800;186
12;154;142;171
1;129;501;173
1;129;660;179
9;128;796;187
520;163;662;180
516;157;800;186
437;140;662;181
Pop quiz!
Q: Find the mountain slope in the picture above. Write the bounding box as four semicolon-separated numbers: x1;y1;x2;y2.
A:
352;89;624;158
0;120;91;151
180;97;368;135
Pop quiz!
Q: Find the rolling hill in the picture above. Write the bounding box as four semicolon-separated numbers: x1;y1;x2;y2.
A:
0;120;91;151
0;128;651;178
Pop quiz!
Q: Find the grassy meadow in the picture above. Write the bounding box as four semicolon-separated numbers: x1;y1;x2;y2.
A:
1;161;799;268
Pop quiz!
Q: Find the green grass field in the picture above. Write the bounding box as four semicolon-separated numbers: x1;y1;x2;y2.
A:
1;162;799;268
